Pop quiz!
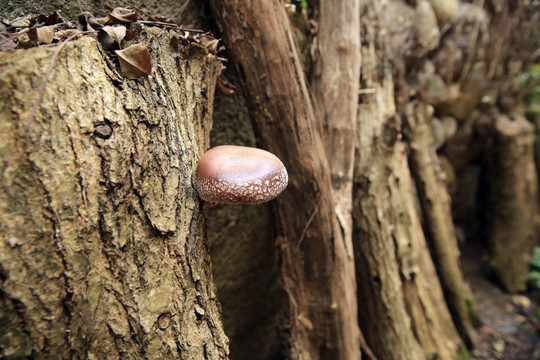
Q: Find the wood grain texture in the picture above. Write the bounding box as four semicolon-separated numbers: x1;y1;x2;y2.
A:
0;28;227;358
310;0;361;262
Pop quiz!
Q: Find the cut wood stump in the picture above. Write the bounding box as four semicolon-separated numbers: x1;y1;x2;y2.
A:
481;111;538;292
0;27;227;359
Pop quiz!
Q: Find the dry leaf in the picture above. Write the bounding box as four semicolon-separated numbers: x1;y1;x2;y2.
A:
115;44;152;79
194;34;220;54
34;12;63;26
124;29;135;41
110;8;138;23
0;34;17;51
98;25;126;50
100;8;138;25
17;33;32;47
7;15;32;29
28;25;55;44
54;29;83;41
217;76;235;94
78;12;103;31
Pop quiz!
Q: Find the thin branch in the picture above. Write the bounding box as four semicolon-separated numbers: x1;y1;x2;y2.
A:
296;196;322;250
172;0;192;21
98;0;115;11
136;20;203;33
0;23;44;47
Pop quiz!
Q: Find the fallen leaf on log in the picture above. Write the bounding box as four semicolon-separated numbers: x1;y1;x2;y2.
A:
54;29;83;41
28;25;55;45
5;15;32;29
99;8;138;25
195;33;220;54
78;12;103;31
115;44;152;79
98;25;126;50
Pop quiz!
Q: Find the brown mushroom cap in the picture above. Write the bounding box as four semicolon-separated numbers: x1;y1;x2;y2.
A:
195;145;288;204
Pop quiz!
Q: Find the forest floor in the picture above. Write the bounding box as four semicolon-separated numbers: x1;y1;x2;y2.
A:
462;245;540;360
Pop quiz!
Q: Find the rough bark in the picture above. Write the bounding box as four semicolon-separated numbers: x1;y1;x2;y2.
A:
0;28;227;358
353;2;465;359
481;110;538;292
310;0;361;264
210;1;363;359
403;102;478;347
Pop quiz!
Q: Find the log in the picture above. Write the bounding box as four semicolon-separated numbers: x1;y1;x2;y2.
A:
481;111;538;292
403;102;477;347
0;28;227;358
310;0;361;265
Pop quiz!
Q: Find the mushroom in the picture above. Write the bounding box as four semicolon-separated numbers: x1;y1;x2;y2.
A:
195;145;288;205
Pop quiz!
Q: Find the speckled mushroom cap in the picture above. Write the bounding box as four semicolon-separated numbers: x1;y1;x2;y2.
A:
196;145;288;204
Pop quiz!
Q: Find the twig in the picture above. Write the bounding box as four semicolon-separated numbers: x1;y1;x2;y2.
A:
98;0;115;11
136;20;203;33
296;196;322;250
137;20;178;27
0;22;44;47
358;88;376;94
172;0;192;21
0;28;29;46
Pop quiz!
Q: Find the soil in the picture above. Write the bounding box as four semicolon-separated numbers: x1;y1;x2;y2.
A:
462;245;540;360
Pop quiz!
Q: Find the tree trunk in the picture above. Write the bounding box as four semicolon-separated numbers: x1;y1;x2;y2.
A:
210;1;363;358
310;0;361;267
353;2;465;359
403;102;478;347
0;28;227;358
481;110;538;292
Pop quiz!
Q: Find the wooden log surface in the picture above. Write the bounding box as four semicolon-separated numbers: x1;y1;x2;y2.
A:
0;27;227;359
482;112;538;292
403;101;477;348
